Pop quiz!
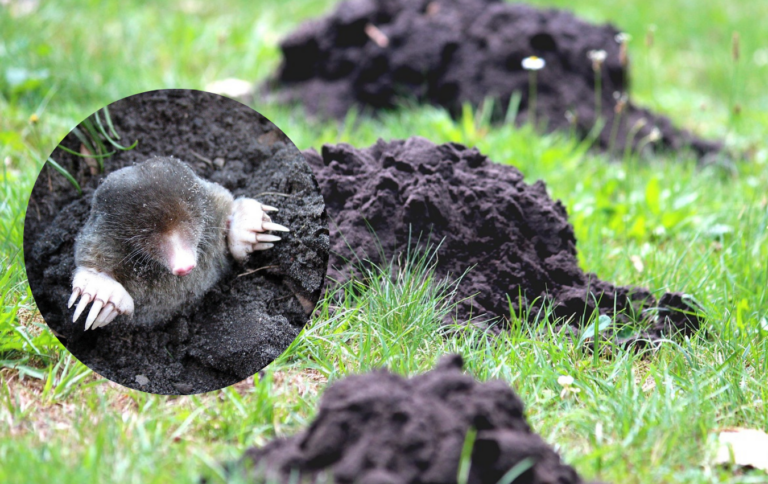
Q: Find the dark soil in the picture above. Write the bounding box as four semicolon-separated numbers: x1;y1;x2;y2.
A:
240;354;601;484
268;0;721;159
24;90;329;395
306;137;703;342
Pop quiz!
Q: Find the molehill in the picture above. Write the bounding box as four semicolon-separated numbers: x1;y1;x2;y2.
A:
24;90;329;394
240;354;602;484
306;137;702;342
268;0;720;159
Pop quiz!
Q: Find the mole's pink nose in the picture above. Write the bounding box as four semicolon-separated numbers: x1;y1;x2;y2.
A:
172;263;196;276
165;231;197;276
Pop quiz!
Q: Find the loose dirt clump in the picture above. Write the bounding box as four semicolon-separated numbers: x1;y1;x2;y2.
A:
240;354;602;484
24;90;329;394
306;137;703;342
268;0;720;159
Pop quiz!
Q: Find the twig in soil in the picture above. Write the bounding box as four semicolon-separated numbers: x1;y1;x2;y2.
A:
237;265;280;278
189;149;214;167
365;23;389;48
255;191;294;198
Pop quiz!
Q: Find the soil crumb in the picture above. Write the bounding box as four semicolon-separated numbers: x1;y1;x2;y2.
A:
306;137;703;343
240;354;603;484
24;90;329;394
268;0;720;159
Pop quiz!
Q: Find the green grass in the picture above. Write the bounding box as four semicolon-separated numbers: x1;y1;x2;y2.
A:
1;0;767;483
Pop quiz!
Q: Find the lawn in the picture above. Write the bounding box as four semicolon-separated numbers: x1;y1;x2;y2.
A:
1;0;767;483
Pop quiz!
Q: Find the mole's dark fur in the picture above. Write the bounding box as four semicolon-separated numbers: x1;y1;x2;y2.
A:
75;157;234;326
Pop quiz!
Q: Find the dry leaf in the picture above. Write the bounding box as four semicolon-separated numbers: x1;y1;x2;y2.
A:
80;143;100;175
204;78;254;100
714;428;768;471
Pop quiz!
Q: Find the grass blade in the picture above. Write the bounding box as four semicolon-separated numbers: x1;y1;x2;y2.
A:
46;158;82;195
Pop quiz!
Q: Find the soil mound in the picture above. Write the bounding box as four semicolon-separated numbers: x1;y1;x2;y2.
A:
241;354;600;484
269;0;720;159
24;90;329;394
306;137;702;342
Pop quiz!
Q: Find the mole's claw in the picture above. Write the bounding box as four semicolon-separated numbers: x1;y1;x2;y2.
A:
84;299;104;330
93;308;116;329
228;198;289;260
68;288;81;308
104;309;120;325
70;266;134;328
256;234;281;242
263;222;290;232
73;293;92;322
92;304;114;329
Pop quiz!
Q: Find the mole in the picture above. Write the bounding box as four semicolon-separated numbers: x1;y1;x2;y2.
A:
67;156;289;330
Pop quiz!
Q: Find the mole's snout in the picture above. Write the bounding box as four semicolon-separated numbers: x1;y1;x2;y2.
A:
173;263;196;276
164;231;198;277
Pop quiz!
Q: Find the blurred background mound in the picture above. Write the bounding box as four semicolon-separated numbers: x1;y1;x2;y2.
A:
267;0;721;159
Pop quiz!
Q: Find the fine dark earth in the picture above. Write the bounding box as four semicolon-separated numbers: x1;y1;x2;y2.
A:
239;354;599;484
24;90;329;394
306;137;703;343
268;0;720;159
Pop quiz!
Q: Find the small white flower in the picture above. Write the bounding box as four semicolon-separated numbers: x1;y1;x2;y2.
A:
648;127;661;142
615;33;632;44
631;118;648;132
522;56;546;70
557;375;574;386
557;375;580;399
588;49;607;64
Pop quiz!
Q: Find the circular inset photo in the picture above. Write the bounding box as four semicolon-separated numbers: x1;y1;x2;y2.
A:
24;89;329;395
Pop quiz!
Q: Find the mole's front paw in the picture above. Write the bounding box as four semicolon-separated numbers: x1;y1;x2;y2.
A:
228;198;289;261
68;267;135;330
